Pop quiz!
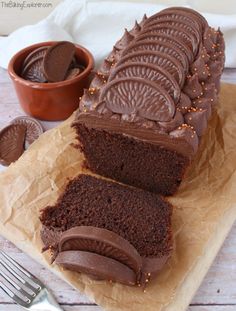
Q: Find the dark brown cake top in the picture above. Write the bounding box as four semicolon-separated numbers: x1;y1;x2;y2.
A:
76;7;225;157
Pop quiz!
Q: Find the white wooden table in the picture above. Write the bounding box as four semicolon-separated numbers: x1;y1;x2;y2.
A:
0;67;236;311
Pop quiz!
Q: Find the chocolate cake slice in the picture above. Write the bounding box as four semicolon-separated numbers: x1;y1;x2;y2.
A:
40;174;172;286
72;7;225;195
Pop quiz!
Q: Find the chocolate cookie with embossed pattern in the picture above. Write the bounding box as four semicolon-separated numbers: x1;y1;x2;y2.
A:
135;32;194;63
100;77;175;122
118;50;184;86
0;124;26;166
109;62;181;102
144;9;202;33
141;25;197;55
144;17;201;45
122;39;189;71
59;226;142;274
21;55;47;83
55;250;137;286
11;116;44;147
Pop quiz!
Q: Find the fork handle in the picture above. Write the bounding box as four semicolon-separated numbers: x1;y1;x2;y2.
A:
32;289;64;311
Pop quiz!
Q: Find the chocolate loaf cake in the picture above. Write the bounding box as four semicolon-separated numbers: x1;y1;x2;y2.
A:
73;7;225;195
40;174;172;286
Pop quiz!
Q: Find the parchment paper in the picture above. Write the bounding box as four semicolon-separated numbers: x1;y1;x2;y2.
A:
0;83;236;311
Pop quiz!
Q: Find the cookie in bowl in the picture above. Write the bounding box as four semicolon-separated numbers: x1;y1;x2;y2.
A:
8;41;94;121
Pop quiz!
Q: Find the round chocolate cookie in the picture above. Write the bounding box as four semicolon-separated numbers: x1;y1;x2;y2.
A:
11;116;43;147
135;32;194;63
55;250;137;286
109;62;181;102
59;226;142;274
117;50;185;86
143;9;202;33
22;46;49;69
141;25;197;56
43;41;76;82
100;77;175;122
144;17;201;46
122;39;189;71
160;7;208;30
65;68;82;80
0;124;26;166
21;55;47;83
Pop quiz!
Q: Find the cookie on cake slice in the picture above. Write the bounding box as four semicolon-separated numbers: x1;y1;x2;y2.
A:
40;174;172;286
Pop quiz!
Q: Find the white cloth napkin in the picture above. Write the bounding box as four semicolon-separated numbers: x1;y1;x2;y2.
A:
0;0;236;69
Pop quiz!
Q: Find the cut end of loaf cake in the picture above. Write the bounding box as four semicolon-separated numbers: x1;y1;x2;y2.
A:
74;124;190;195
40;174;172;258
40;174;173;286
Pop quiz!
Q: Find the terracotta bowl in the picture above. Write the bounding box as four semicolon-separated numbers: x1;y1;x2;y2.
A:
8;41;94;121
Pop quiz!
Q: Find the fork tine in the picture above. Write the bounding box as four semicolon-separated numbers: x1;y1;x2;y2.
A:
1;251;31;278
0;281;15;298
0;251;43;289
0;265;32;300
0;257;27;284
0;261;37;297
0;281;30;308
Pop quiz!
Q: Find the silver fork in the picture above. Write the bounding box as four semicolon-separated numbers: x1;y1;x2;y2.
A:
0;251;63;310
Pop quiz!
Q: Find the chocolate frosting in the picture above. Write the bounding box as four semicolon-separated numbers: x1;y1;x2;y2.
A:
130;21;142;36
203;27;216;54
184;109;208;136
192;97;212;119
75;7;225;159
183;73;203;99
202;83;218;104
115;29;134;50
176;92;192;114
158;110;184;133
190;55;210;81
99;59;113;76
90;72;107;88
76;113;196;157
169;124;199;153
